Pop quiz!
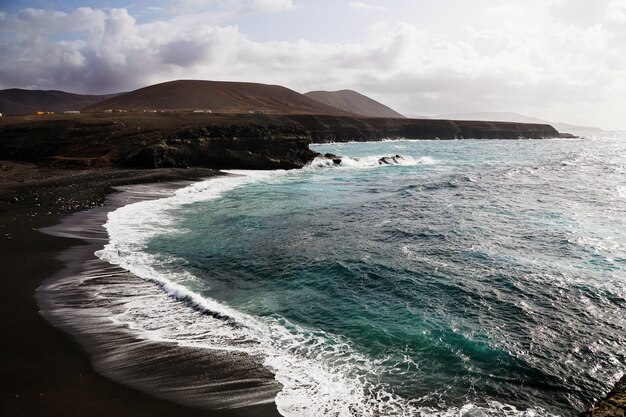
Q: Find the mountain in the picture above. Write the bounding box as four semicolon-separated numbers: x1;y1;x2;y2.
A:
436;112;603;134
85;80;355;115
403;113;430;119
0;89;121;116
304;90;406;118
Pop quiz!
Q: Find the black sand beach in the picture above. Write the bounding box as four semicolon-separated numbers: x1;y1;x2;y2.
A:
0;163;280;417
1;160;624;417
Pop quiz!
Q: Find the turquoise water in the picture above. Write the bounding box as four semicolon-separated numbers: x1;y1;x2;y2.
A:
142;136;625;416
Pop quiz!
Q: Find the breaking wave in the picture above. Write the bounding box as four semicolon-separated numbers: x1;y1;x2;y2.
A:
92;167;561;417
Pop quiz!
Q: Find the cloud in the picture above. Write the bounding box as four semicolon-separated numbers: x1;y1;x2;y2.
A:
0;4;624;128
487;4;528;19
349;2;386;12
172;0;296;15
250;0;297;13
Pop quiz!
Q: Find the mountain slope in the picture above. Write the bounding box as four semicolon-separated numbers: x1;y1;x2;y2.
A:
85;80;356;116
437;112;603;134
0;89;121;116
304;90;406;118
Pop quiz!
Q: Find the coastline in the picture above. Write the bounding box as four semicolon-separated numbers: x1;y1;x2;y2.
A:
1;159;624;417
0;164;281;417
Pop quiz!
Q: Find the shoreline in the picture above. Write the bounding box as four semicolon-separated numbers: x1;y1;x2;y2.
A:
1;160;624;416
0;165;280;417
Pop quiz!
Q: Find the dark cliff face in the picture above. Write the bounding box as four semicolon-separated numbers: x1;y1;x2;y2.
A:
285;115;560;142
0;114;317;170
117;124;316;170
0;112;561;171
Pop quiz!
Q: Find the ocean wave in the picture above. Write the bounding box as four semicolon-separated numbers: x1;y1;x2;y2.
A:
93;169;558;417
307;154;436;170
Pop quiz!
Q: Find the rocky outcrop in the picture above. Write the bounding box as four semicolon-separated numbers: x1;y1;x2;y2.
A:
583;375;626;417
286;114;560;142
0;112;562;172
0;115;316;170
378;155;404;165
116;124;315;169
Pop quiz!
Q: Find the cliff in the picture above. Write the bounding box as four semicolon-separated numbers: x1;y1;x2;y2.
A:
286;114;560;142
0;113;316;170
0;112;561;171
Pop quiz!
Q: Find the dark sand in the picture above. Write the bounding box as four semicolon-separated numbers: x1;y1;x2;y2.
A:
0;162;281;417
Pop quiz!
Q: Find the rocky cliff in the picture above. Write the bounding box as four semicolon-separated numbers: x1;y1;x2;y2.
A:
286;115;560;142
0;112;561;170
0;114;316;170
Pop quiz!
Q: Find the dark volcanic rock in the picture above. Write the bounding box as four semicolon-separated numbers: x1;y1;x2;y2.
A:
286;115;560;142
117;124;314;170
0;114;317;170
0;112;561;172
582;375;626;417
378;155;404;165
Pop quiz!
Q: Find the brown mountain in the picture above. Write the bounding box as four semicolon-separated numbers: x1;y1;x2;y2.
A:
304;89;406;118
84;80;356;115
0;89;121;116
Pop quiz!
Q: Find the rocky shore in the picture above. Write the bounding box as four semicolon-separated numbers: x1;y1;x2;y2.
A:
0;112;561;170
583;375;626;417
4;112;610;417
0;164;283;417
287;114;561;142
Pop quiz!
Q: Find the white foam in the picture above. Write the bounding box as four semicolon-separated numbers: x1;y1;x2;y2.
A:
307;154;436;170
94;169;556;417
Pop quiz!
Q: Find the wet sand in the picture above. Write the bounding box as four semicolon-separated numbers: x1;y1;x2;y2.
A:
0;163;280;417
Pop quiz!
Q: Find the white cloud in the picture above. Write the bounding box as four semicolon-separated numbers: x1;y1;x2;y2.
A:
349;2;386;12
250;0;297;13
0;4;624;128
487;4;528;18
606;0;626;23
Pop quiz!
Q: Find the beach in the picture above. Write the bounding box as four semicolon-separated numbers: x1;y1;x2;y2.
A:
1;135;625;417
0;163;279;417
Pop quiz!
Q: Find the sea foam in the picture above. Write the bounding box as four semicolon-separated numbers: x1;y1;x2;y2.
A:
94;169;559;417
307;154;436;170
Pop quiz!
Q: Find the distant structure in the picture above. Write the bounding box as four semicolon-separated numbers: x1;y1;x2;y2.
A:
193;109;212;114
249;110;264;115
104;109;113;113
35;111;54;115
63;110;80;114
0;112;3;118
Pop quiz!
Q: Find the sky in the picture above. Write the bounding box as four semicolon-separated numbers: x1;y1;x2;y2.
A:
0;0;625;129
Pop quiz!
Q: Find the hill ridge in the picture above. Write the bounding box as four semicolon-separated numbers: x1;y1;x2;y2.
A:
84;80;356;116
0;88;121;116
304;89;406;118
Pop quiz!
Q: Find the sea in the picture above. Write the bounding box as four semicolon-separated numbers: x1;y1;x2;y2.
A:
93;134;625;416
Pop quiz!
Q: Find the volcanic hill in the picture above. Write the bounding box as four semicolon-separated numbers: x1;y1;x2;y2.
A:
0;89;121;116
305;89;406;118
84;80;356;115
